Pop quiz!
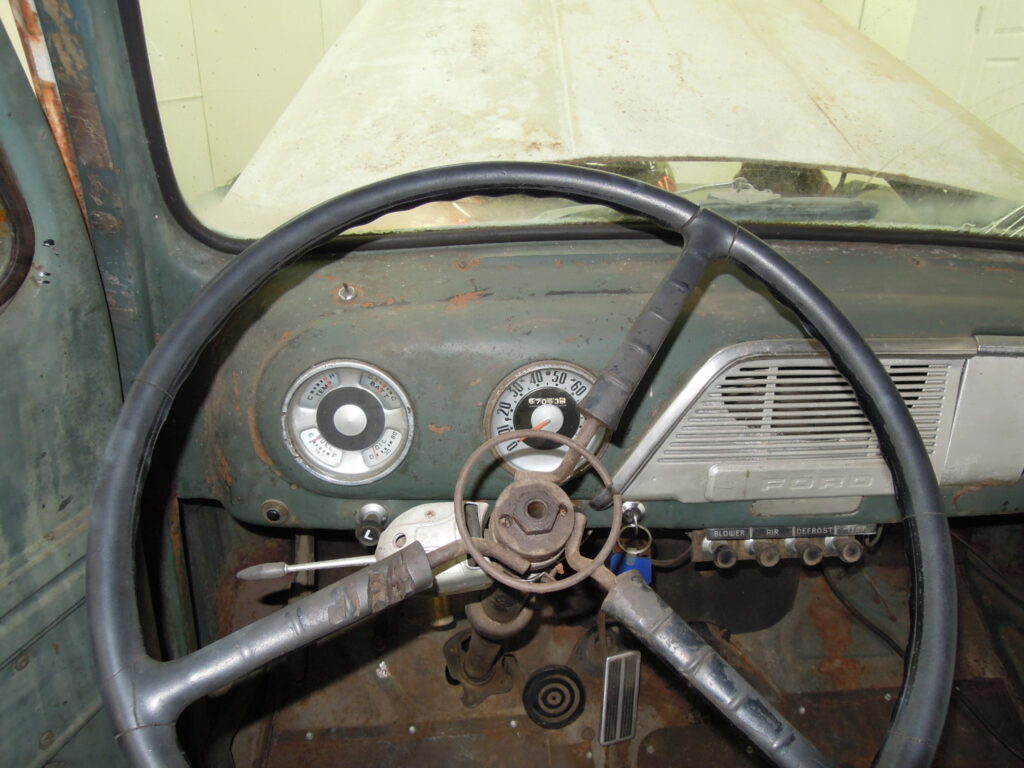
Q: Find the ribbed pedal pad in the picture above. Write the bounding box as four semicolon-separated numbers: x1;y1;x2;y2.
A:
600;650;641;746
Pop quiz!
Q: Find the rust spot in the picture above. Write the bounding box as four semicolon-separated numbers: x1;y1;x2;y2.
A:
278;330;293;344
953;484;986;506
468;377;481;386
38;0;89;87
445;289;492;310
231;371;242;412
316;274;339;281
428;423;452;435
951;479;1016;508
60;87;115;170
51;643;60;654
13;0;85;212
247;405;275;467
454;258;480;271
89;211;122;233
216;450;234;488
0;210;10;239
808;581;864;690
554;259;563;267
85;173;109;207
166;500;192;638
359;296;407;309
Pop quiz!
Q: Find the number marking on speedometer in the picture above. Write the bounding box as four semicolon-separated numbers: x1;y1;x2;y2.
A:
484;361;606;473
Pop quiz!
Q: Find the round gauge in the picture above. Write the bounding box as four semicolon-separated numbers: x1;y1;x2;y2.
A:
282;360;413;485
485;361;607;473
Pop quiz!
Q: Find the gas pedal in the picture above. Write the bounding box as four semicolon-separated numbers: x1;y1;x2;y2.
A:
600;650;641;746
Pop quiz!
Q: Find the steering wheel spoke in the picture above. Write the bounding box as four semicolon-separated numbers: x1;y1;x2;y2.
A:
604;570;829;767
124;545;433;730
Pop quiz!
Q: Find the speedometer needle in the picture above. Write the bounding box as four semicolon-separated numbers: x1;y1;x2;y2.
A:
535;419;551;431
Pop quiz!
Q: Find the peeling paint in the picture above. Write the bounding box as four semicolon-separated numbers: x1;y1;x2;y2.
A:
808;580;864;690
951;479;1017;509
428;423;452;435
359;296;407;309
445;289;492;310
88;210;122;233
12;0;85;212
216;450;234;488
246;405;275;467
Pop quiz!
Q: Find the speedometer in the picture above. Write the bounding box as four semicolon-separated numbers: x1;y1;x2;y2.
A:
484;361;607;473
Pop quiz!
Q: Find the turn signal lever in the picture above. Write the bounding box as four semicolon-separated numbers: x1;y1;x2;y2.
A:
236;502;494;595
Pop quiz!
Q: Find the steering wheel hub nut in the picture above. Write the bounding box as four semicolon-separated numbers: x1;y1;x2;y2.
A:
488;474;575;566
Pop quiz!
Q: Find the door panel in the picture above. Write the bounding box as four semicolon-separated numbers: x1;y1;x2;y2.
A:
0;29;124;768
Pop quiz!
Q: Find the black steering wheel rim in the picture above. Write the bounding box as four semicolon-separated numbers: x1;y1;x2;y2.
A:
88;161;955;768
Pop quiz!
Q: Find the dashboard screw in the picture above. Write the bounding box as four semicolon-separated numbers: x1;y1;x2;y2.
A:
38;730;54;749
337;283;357;302
14;653;29;670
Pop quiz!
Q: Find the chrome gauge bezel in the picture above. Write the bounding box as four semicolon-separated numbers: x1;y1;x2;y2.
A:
281;359;414;486
483;360;608;475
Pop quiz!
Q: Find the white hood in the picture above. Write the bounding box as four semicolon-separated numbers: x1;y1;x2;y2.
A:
209;0;1024;235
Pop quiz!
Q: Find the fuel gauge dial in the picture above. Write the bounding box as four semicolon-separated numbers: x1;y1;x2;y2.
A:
282;360;413;485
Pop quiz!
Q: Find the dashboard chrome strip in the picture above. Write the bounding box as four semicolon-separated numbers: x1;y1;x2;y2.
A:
605;337;981;503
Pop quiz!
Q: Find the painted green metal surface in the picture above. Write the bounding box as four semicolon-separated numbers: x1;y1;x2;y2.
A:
0;28;124;768
164;237;1024;530
0;194;12;278
34;0;235;392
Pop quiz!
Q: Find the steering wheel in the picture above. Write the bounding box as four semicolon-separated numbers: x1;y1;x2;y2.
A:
88;162;955;768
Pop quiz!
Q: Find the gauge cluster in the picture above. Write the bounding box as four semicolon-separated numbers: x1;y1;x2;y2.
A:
278;357;607;487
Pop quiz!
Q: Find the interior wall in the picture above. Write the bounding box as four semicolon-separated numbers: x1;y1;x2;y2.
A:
0;3;34;82
911;0;1024;154
821;0;920;59
822;0;1024;152
138;0;369;202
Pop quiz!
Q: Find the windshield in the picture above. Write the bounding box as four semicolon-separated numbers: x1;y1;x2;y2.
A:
138;0;1024;240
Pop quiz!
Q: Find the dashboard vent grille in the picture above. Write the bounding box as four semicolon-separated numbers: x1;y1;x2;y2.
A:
659;358;951;463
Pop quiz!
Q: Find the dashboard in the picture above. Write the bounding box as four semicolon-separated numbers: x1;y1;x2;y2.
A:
172;234;1024;536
